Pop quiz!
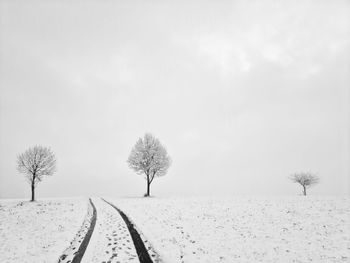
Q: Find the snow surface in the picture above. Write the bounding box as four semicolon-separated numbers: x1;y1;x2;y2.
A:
1;196;348;263
0;198;87;263
111;196;350;263
58;198;95;263
81;198;139;263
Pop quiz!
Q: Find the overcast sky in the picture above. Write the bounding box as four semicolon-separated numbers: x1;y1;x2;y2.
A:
0;0;349;199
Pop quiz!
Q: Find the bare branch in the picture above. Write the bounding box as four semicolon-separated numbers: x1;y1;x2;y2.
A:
289;172;319;195
17;145;56;201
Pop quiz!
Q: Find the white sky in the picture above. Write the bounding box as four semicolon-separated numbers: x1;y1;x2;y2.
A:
0;0;349;198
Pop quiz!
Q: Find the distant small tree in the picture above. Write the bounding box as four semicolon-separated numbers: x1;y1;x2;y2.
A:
17;145;56;201
127;133;171;197
289;172;319;196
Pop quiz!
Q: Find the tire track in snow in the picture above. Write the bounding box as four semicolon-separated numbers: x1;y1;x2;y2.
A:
102;198;154;263
58;198;97;263
81;198;139;263
72;198;97;263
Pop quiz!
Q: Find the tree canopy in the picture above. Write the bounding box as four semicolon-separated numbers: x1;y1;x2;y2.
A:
17;145;56;201
127;133;171;196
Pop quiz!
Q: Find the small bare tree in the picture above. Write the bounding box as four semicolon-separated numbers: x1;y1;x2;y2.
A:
127;133;171;197
17;145;56;201
290;172;319;196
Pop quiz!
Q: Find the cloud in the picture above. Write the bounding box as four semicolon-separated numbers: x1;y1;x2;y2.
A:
196;35;252;74
0;0;349;198
172;0;349;80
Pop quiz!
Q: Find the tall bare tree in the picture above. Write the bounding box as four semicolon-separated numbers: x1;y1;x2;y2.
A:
17;145;56;201
289;172;319;196
127;133;171;197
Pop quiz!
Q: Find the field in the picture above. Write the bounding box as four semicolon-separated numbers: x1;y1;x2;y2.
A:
0;198;87;263
112;196;350;263
0;196;349;262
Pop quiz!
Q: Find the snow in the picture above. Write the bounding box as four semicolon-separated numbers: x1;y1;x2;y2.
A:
0;196;348;263
110;196;350;263
82;198;139;263
0;198;87;263
58;198;96;263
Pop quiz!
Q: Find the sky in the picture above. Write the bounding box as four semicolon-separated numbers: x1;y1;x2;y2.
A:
0;0;349;199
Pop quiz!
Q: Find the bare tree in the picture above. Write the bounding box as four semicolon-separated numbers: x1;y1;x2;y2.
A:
289;172;319;196
127;133;171;197
17;145;56;201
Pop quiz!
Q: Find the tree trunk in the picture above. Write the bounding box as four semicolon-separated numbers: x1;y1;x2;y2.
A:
31;181;35;201
303;185;306;196
145;173;150;197
147;181;150;197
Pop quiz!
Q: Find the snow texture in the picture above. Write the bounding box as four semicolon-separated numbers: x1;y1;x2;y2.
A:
0;198;87;263
81;198;139;263
58;199;96;263
1;196;349;263
112;196;350;263
103;198;162;263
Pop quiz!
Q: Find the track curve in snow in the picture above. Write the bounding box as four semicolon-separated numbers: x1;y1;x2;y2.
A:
58;198;97;263
102;198;154;263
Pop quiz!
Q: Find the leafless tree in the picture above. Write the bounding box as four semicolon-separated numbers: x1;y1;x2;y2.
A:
289;172;319;196
127;133;171;197
17;145;56;201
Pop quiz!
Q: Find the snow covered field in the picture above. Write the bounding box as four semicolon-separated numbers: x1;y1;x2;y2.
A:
0;198;87;263
0;196;349;263
112;196;350;263
81;198;139;263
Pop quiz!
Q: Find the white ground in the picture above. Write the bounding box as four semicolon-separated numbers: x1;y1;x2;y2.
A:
0;198;87;263
1;196;349;263
82;198;139;263
111;196;350;263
